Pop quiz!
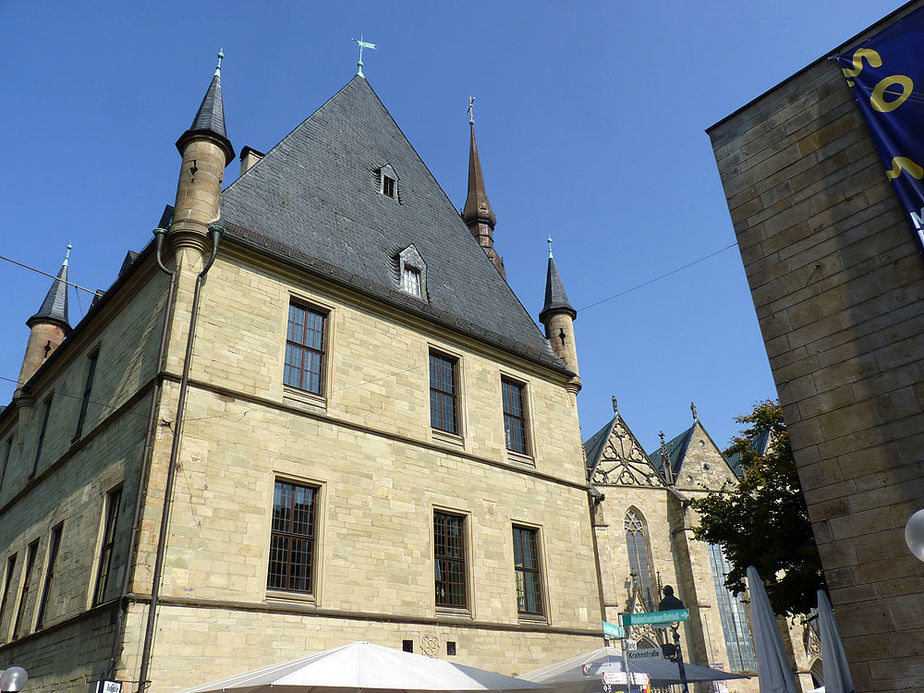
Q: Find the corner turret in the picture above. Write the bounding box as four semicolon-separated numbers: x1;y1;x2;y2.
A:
539;238;580;390
462;106;505;278
169;51;234;256
16;246;72;396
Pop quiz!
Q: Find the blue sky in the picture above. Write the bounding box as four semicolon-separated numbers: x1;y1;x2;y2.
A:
0;0;905;452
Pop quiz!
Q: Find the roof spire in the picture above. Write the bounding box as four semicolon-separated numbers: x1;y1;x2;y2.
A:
176;52;234;165
462;103;504;276
539;246;576;323
28;246;71;330
352;35;376;78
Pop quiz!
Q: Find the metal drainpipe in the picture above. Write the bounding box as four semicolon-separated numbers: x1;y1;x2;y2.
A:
103;229;177;682
137;224;223;691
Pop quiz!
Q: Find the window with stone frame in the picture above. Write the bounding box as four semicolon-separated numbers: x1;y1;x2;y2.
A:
35;523;63;629
429;352;459;434
0;436;12;493
13;540;38;638
30;394;53;478
0;553;17;633
284;302;326;395
434;512;466;608
624;508;656;611
93;486;122;606
73;347;100;440
502;378;529;454
267;480;318;594
513;525;543;615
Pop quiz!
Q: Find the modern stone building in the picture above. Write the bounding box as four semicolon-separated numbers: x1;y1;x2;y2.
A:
708;2;924;691
0;61;604;691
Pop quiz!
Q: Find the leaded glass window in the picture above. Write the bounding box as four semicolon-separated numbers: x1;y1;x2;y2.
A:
502;379;528;454
429;353;458;433
284;304;326;395
267;481;317;593
434;512;466;608
625;508;655;610
513;526;542;615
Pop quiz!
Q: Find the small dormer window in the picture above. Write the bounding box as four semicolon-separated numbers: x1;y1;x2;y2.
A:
397;244;427;299
401;266;421;296
378;164;399;201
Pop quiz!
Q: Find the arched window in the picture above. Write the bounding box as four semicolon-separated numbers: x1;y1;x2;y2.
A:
624;508;655;610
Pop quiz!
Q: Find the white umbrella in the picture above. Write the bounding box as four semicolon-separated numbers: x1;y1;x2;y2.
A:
746;566;799;693
817;589;856;693
520;646;745;689
181;641;546;693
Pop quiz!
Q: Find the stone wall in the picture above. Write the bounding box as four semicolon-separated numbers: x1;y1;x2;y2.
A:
708;4;924;690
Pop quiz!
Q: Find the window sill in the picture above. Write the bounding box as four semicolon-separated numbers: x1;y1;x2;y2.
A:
506;450;535;466
283;387;327;412
431;428;465;449
518;613;549;625
435;606;472;619
265;589;317;606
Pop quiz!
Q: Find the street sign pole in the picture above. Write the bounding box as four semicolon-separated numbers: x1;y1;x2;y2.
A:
621;624;631;693
672;625;689;693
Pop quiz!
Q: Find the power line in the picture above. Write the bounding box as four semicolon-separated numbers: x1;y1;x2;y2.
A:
578;242;738;313
0;253;101;296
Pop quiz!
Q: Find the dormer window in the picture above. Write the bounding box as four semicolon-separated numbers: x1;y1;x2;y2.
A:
402;266;421;296
377;164;399;201
397;244;427;299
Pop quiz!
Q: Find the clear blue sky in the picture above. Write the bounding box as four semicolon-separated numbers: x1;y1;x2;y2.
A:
0;0;905;452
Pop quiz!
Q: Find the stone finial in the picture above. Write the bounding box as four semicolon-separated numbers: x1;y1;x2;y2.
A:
691;401;698;422
611;396;618;416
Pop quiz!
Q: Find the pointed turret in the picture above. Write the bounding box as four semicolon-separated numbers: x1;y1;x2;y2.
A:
539;239;580;389
16;248;72;395
462;116;505;278
169;51;234;257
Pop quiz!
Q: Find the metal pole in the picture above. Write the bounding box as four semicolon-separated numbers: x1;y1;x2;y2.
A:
672;626;689;693
621;626;631;693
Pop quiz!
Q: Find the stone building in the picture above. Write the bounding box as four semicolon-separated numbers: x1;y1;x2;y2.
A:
0;61;603;692
708;2;924;691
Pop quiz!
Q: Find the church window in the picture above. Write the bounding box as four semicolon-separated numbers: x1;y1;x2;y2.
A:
93;486;122;606
74;347;99;441
0;436;12;493
13;540;38;638
434;512;466;608
35;522;63;629
31;394;53;478
402;266;421;296
513;525;543;615
0;553;17;631
624;509;655;610
708;543;757;671
267;480;318;594
284;303;326;395
429;352;458;434
502;379;529;454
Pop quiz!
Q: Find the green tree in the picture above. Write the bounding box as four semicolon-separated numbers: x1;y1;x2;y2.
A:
691;400;824;616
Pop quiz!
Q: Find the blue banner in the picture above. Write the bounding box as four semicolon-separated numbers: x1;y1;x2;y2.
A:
837;7;924;250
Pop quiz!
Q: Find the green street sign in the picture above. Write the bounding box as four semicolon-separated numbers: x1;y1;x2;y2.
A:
602;620;624;638
619;609;690;626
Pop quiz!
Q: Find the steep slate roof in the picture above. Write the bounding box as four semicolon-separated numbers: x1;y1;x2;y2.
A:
647;424;694;477
723;428;771;478
219;76;567;373
176;70;234;165
539;254;576;323
28;261;70;330
583;417;615;472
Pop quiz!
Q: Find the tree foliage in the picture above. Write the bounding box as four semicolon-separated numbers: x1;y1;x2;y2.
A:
691;400;825;616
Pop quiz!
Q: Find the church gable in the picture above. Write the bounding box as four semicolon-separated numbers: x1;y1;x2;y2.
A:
587;413;665;488
671;422;739;490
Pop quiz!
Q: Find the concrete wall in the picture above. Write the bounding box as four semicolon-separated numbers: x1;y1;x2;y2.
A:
708;4;924;690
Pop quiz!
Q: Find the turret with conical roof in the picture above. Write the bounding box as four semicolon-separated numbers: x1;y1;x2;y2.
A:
540;239;580;389
462;116;505;278
16;247;72;395
169;52;234;256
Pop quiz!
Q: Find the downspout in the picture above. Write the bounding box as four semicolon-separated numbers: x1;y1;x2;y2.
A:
137;224;223;691
104;229;176;681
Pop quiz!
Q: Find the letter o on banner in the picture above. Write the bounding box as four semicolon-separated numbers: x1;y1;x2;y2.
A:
871;75;914;112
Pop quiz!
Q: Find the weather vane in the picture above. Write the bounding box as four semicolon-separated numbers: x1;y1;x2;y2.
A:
352;35;376;77
468;96;475;124
547;236;553;258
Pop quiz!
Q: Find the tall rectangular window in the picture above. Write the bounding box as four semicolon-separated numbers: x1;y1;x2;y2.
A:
13;540;38;638
284;303;326;394
93;486;122;606
0;437;12;493
35;523;63;629
31;395;53;478
502;379;528;454
401;266;421;296
429;353;458;433
267;480;317;593
74;348;99;440
513;526;543;615
434;512;466;608
709;543;757;671
0;554;17;635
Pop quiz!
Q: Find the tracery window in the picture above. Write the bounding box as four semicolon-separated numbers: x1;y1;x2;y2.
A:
624;508;655;611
